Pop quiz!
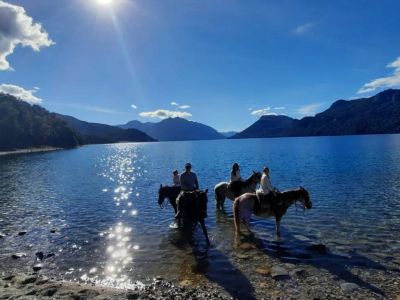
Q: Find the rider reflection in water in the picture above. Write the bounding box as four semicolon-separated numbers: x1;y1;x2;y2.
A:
175;163;199;218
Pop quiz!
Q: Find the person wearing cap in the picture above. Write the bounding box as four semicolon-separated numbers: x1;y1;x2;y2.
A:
180;163;199;191
172;170;181;187
175;163;199;219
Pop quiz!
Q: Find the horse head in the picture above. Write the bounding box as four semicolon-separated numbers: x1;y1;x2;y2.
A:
158;184;166;208
252;171;262;183
298;187;312;209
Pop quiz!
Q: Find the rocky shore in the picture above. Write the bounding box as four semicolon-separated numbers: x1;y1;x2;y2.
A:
0;273;229;300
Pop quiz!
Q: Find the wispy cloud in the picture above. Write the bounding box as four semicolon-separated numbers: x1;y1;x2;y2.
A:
0;83;42;104
0;0;54;71
274;106;286;110
171;101;190;109
292;22;316;35
139;109;192;119
358;56;400;94
131;104;137;109
250;107;275;117
298;103;322;116
48;102;125;114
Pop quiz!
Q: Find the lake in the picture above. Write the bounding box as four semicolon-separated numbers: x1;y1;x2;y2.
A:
1;135;400;298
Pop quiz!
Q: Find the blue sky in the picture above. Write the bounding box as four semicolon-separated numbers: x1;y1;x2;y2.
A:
1;0;400;131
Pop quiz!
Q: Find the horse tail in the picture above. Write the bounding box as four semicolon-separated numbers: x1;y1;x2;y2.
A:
233;196;240;233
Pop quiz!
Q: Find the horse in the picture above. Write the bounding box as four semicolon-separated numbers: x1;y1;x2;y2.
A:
233;187;312;239
158;184;181;214
214;171;262;210
176;189;210;246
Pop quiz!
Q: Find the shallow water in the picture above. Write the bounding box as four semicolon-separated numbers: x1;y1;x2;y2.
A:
1;135;400;297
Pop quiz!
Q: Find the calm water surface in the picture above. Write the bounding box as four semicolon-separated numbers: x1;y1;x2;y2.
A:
0;135;400;294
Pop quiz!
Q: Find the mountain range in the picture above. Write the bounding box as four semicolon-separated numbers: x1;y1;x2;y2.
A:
119;117;225;141
0;93;154;151
233;89;400;139
55;114;155;144
2;89;400;151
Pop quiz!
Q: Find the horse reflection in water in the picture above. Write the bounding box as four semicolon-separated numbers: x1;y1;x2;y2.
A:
158;185;210;246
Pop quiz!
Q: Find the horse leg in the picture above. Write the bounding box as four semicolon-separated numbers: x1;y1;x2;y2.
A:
199;219;210;246
233;198;241;234
275;216;281;240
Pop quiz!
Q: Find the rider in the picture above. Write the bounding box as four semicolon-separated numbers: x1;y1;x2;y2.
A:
172;170;181;187
230;163;241;182
180;163;199;191
229;162;243;197
175;163;199;219
257;166;277;200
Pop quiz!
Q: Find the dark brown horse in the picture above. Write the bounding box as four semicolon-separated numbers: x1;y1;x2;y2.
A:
214;171;262;210
233;187;312;239
158;185;210;246
158;184;180;213
176;189;210;245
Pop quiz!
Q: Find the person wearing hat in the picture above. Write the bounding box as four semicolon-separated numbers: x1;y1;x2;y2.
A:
180;163;199;191
172;170;181;187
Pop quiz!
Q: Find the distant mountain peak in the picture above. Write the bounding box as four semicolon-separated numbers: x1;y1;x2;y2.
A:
119;118;225;141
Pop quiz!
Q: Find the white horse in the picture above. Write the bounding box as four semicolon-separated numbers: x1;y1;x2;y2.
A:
214;172;261;210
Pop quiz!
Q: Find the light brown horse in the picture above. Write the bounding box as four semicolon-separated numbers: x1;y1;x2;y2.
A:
233;187;312;239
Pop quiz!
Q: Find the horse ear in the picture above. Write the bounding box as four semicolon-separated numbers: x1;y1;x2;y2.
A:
160;184;162;188
205;189;208;194
300;186;304;190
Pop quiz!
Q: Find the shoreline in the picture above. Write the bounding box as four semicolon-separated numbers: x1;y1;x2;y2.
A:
0;272;228;299
0;147;62;157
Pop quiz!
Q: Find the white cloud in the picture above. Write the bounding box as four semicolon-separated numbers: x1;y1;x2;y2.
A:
131;104;137;109
298;103;322;116
292;22;316;35
274;106;286;110
358;56;400;94
170;101;190;109
139;109;192;119
0;83;42;104
251;107;273;116
0;0;54;71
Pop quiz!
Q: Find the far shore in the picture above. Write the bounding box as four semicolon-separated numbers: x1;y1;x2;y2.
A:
0;147;62;156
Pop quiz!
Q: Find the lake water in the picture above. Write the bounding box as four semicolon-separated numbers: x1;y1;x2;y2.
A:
1;135;400;298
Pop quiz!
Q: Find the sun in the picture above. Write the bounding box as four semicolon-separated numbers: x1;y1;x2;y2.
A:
96;0;114;6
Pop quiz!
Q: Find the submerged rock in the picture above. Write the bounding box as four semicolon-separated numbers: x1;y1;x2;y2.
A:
306;244;328;254
255;267;271;276
340;282;359;293
289;268;308;277
18;231;27;236
33;264;43;272
35;252;44;260
11;253;27;259
46;253;55;258
271;266;290;280
239;243;256;250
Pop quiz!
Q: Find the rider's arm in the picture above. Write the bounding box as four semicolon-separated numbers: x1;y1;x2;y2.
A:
194;174;199;189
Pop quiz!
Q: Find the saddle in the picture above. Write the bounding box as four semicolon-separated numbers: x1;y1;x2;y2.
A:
255;191;281;214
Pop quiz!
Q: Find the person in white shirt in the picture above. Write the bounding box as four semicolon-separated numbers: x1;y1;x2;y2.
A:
172;170;180;187
230;163;241;182
258;167;276;195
